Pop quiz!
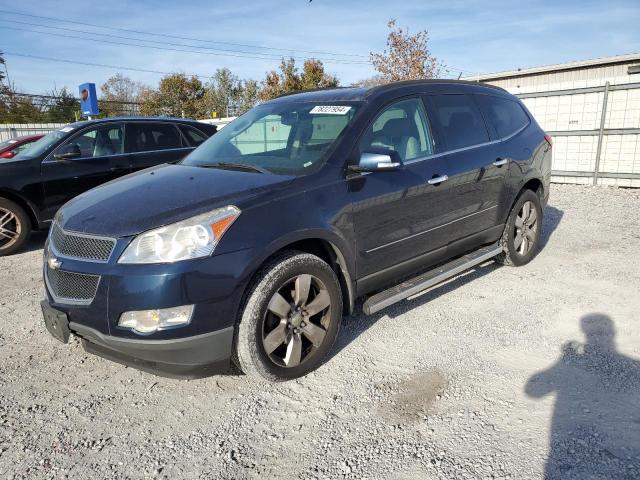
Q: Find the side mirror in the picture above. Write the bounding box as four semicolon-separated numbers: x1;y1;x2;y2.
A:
54;144;81;161
1;151;16;159
349;148;403;173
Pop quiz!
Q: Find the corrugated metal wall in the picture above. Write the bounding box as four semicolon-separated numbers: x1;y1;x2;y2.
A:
482;61;640;187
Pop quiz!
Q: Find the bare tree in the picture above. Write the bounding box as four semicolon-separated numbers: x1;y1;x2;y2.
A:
370;19;444;82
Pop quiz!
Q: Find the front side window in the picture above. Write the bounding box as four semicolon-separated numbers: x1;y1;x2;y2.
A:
127;123;182;153
427;94;489;151
59;124;124;158
183;101;360;175
475;94;530;138
359;98;434;162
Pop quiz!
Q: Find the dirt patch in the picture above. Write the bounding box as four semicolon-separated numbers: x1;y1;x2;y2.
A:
377;369;447;424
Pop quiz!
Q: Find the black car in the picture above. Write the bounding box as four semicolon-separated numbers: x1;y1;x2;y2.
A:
41;80;551;381
0;117;217;256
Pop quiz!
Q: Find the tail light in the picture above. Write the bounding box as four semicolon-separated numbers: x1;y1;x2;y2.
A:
544;134;553;147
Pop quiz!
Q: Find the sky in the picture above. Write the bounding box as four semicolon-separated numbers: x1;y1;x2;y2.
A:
1;0;639;95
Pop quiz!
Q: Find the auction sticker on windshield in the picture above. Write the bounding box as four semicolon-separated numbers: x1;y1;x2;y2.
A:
310;106;351;115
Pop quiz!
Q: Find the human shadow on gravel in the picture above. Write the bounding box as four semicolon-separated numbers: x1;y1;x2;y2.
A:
525;313;640;479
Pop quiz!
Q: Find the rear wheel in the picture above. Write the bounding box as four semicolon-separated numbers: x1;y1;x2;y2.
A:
0;198;31;257
495;189;542;267
234;252;342;381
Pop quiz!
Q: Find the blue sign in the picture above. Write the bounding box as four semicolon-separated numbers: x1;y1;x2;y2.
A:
78;83;99;117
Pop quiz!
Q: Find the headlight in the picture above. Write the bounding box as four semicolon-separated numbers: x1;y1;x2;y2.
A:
118;205;240;264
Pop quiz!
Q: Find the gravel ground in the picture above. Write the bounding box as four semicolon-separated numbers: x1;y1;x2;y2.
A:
1;184;639;479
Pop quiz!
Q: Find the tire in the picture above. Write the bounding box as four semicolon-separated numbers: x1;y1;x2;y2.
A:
234;251;343;382
495;189;543;267
0;198;31;257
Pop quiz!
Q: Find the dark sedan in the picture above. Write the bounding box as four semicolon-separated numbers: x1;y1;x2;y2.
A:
0;117;217;256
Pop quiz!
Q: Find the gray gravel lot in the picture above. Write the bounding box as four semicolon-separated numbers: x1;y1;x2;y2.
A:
1;184;639;479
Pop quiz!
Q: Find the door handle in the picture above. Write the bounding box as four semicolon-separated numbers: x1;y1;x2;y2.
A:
493;158;508;167
428;175;449;185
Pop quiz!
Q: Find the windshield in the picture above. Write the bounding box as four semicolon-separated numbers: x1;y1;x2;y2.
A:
15;127;73;159
182;101;361;174
0;139;19;150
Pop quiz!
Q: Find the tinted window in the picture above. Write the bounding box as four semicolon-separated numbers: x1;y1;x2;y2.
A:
127;123;182;153
475;94;530;138
427;94;489;150
180;125;207;146
58;124;124;158
360;98;433;162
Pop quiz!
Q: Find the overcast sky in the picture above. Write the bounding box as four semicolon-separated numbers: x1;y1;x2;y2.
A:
1;0;639;95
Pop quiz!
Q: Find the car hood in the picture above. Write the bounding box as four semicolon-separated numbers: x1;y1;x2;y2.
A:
58;164;296;237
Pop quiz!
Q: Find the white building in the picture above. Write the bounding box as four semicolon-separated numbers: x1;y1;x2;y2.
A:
466;53;640;187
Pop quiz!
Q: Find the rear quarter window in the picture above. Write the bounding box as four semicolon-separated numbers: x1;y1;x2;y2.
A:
475;94;530;138
426;94;489;151
180;125;208;147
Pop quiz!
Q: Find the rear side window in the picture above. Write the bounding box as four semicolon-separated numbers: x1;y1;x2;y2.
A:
180;125;208;146
127;123;182;153
426;94;489;150
475;95;530;138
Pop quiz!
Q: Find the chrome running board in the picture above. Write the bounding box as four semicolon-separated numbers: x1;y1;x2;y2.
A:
362;243;503;315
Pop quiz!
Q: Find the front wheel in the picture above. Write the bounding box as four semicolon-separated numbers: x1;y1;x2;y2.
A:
0;198;31;257
234;252;343;382
495;189;543;267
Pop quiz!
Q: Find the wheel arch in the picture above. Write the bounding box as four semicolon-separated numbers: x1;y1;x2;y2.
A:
0;188;41;230
240;232;356;316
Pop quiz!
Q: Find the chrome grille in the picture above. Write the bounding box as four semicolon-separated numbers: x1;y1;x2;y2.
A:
46;266;100;304
50;223;116;262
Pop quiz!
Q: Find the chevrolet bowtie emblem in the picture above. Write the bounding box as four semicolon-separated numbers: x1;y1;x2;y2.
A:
48;257;62;270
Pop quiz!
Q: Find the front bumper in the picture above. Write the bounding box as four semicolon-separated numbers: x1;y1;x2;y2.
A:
72;321;234;378
42;237;258;377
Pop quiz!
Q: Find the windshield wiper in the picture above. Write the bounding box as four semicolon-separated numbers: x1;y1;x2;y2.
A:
200;162;269;174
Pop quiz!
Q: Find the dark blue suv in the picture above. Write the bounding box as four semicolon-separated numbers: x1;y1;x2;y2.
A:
41;80;551;381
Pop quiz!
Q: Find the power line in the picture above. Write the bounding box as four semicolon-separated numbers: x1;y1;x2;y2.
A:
0;25;370;65
3;51;211;78
6;91;140;105
0;8;369;59
0;19;370;65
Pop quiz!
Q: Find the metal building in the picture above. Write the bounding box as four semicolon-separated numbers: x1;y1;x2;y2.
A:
467;53;640;187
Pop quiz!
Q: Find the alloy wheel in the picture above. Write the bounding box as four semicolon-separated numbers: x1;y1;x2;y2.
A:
0;208;21;250
262;274;332;368
514;200;538;255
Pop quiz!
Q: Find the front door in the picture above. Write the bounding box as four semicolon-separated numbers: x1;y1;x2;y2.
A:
349;97;453;291
41;123;128;220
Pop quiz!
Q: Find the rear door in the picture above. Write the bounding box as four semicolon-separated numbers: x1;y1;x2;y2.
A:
41;122;127;218
423;93;506;243
474;93;533;214
125;122;193;172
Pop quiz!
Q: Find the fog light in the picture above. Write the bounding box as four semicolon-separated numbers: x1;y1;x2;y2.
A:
118;305;194;335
